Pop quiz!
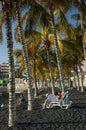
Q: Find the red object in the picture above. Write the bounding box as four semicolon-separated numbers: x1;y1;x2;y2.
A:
58;92;62;99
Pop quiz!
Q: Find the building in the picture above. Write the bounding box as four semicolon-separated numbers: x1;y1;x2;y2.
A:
0;63;9;79
0;63;20;79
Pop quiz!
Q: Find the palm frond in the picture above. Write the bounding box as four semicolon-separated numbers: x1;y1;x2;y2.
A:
57;10;76;40
71;14;80;20
13;49;24;63
83;30;86;44
16;64;25;77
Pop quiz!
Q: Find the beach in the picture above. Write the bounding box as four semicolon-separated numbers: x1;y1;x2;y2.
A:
0;88;86;130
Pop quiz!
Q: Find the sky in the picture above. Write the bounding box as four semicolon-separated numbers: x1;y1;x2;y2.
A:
0;6;79;64
0;22;22;64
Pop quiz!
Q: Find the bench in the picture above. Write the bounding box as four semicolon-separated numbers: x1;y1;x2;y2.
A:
42;100;72;109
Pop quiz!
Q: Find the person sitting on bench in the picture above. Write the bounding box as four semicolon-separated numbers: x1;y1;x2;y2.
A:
42;88;58;109
63;90;69;104
17;94;26;105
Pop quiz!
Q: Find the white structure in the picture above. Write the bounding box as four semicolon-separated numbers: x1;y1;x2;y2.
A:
0;63;20;79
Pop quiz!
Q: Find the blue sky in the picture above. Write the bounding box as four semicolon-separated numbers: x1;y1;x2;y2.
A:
0;22;21;64
0;7;79;64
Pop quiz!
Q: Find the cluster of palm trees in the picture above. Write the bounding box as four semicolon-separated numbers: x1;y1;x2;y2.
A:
0;0;86;128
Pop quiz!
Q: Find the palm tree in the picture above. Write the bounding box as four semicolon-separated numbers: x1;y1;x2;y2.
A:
37;0;73;92
60;30;84;90
14;0;54;93
41;30;55;93
70;5;86;91
17;0;75;93
13;1;33;111
78;1;86;87
14;28;42;96
36;47;56;88
13;2;80;92
25;32;41;96
69;0;86;91
0;1;16;127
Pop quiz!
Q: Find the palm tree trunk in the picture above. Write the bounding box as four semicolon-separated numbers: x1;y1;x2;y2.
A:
78;64;84;92
73;70;77;90
46;50;55;94
50;9;65;93
80;4;86;54
33;58;38;97
79;2;85;92
15;3;33;111
5;11;16;127
76;66;80;90
68;71;71;88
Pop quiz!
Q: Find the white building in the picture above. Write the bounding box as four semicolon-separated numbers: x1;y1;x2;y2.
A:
0;63;20;79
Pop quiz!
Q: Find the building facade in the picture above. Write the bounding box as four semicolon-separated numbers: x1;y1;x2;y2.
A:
0;63;9;79
0;63;20;79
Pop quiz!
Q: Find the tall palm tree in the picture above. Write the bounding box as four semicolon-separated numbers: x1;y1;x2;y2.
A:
17;0;75;93
71;0;86;60
13;1;33;111
78;1;86;88
14;0;54;93
14;29;42;96
60;31;84;90
69;0;86;91
0;1;16;127
37;0;71;92
42;31;55;94
25;32;41;96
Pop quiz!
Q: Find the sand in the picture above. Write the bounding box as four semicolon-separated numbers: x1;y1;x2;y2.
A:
0;88;86;130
